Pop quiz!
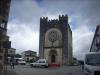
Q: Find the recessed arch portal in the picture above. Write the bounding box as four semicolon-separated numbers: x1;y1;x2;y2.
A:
49;50;57;63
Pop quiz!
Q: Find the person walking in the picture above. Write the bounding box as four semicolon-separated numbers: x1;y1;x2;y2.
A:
80;60;84;71
10;58;15;69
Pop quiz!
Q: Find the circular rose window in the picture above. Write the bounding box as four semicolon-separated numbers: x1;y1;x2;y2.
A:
48;30;58;43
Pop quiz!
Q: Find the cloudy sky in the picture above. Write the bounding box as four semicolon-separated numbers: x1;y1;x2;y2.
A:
8;0;100;60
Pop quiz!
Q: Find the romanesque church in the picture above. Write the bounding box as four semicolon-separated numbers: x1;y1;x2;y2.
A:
39;15;72;65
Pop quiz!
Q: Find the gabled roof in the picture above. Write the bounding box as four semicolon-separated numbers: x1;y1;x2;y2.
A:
90;25;100;52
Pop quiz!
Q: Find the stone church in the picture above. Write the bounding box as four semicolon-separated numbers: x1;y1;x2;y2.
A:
39;15;73;65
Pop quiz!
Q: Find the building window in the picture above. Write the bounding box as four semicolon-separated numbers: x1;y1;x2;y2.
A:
96;36;100;48
0;56;2;59
27;58;29;61
0;63;3;69
0;49;3;53
0;23;5;28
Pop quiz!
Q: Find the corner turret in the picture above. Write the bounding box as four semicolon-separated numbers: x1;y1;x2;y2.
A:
59;14;68;25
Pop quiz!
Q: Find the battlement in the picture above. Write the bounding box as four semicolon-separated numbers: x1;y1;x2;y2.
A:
47;19;59;25
40;17;48;20
59;14;68;19
40;14;68;26
40;14;68;20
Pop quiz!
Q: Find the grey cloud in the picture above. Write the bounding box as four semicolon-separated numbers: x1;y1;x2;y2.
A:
9;0;100;29
73;25;94;60
8;0;100;58
8;21;39;53
42;0;100;29
9;0;42;31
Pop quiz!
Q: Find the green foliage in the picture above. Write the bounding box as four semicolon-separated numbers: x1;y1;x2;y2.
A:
15;54;21;58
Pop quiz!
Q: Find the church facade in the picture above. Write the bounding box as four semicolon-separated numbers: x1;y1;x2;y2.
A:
39;15;73;65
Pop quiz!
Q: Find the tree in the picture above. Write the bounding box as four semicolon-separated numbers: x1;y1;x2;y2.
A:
15;54;21;58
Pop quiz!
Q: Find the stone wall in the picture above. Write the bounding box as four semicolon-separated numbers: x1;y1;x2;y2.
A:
39;15;73;65
44;48;62;64
0;30;9;75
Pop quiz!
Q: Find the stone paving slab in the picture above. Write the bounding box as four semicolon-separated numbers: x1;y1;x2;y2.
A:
7;66;18;75
7;70;18;75
7;65;83;75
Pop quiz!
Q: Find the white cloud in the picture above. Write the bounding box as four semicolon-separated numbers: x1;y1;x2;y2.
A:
9;0;42;22
73;25;94;60
8;20;39;54
8;0;100;59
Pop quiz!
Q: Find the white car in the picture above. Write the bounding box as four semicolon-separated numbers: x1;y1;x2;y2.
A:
16;58;26;65
18;60;26;65
30;59;48;68
83;52;100;75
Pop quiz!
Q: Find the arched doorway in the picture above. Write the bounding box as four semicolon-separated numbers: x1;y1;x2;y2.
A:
51;54;56;63
49;50;57;63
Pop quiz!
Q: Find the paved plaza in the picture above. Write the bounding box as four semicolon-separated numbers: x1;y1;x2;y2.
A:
7;65;83;75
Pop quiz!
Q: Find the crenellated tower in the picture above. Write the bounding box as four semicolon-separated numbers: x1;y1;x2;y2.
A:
39;15;72;65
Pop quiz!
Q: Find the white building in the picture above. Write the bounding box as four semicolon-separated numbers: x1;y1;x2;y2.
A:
21;50;37;62
8;48;16;57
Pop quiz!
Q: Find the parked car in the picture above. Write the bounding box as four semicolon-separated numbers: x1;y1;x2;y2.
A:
30;59;48;68
15;58;26;65
18;60;26;65
83;52;100;75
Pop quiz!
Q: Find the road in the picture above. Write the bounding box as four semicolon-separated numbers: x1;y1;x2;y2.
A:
7;65;84;75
